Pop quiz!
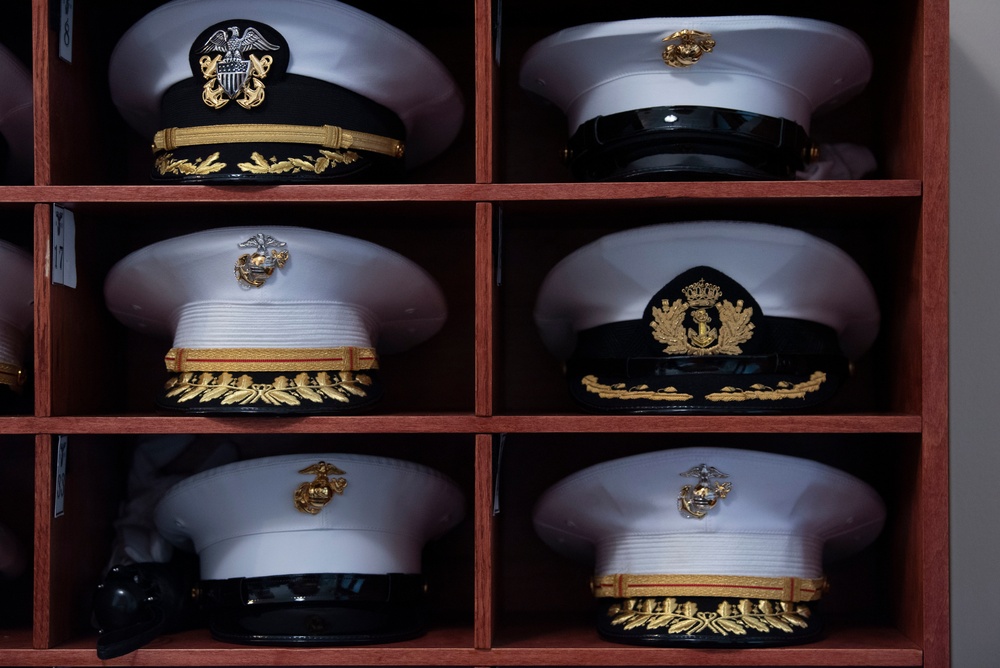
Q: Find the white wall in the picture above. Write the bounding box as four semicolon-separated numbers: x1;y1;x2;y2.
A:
950;0;1000;665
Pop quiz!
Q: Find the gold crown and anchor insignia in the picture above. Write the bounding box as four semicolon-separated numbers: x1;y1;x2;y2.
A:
650;278;755;356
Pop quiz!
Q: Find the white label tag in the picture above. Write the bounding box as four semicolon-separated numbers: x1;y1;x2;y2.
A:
59;0;74;63
54;436;68;518
51;205;77;288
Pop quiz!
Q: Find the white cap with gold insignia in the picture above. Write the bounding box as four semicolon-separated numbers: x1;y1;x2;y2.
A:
153;452;464;644
520;16;872;180
533;221;879;413
533;447;885;646
104;226;446;414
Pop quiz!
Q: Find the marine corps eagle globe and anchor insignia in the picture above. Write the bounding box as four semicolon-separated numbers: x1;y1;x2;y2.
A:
234;233;289;288
677;463;731;519
294;461;348;514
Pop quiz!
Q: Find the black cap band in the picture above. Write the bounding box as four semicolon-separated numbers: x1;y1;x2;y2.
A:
200;573;429;646
201;573;425;607
567;106;812;181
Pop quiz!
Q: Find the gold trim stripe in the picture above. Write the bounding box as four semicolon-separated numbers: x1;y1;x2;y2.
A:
592;574;828;602
0;362;24;389
164;347;379;373
152;124;404;159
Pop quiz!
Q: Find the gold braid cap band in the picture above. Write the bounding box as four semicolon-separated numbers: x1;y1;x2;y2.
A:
152;124;405;160
592;574;829;602
165;347;379;373
0;362;25;390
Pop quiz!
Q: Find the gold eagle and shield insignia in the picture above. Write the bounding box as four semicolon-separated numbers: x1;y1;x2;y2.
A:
294;461;348;514
199;26;280;109
677;463;731;519
650;278;754;355
662;29;716;68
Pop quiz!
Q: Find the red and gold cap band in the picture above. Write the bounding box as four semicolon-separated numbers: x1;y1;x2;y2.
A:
164;347;379;373
592;573;828;602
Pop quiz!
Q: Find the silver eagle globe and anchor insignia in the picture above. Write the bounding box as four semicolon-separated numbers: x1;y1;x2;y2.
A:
234;233;289;288
677;463;732;519
294;461;348;515
650;278;755;356
199;25;280;109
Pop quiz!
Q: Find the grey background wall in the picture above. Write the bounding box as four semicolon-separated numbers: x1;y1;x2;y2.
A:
950;0;1000;665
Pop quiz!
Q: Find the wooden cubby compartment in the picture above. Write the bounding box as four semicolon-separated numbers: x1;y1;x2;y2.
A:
0;0;947;666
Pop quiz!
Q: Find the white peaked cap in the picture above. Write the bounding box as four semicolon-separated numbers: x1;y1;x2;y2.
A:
109;0;464;167
520;15;872;135
0;42;32;184
534;221;879;361
533;447;885;580
104;226;446;355
155;453;465;580
0;239;33;371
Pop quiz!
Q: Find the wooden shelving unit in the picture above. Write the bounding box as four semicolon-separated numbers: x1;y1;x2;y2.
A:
0;0;949;666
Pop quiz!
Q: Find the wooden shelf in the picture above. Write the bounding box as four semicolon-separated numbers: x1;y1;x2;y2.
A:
0;0;949;666
0;180;922;204
0;413;923;434
0;623;922;666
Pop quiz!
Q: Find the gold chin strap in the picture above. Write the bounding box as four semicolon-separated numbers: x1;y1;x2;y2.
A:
152;123;405;160
591;573;829;602
0;362;24;390
164;347;379;373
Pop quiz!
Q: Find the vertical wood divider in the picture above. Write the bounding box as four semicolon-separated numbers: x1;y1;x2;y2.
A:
475;202;496;417
30;0;51;185
31;433;52;648
919;0;951;665
474;434;496;649
474;0;495;184
474;0;497;417
32;203;51;417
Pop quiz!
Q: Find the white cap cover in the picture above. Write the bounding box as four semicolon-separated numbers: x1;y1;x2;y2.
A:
520;15;872;136
535;221;878;362
155;453;464;580
535;447;884;577
104;226;446;413
533;447;885;645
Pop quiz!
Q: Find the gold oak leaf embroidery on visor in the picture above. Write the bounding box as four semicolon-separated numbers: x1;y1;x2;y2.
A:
163;371;373;406
608;597;811;636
